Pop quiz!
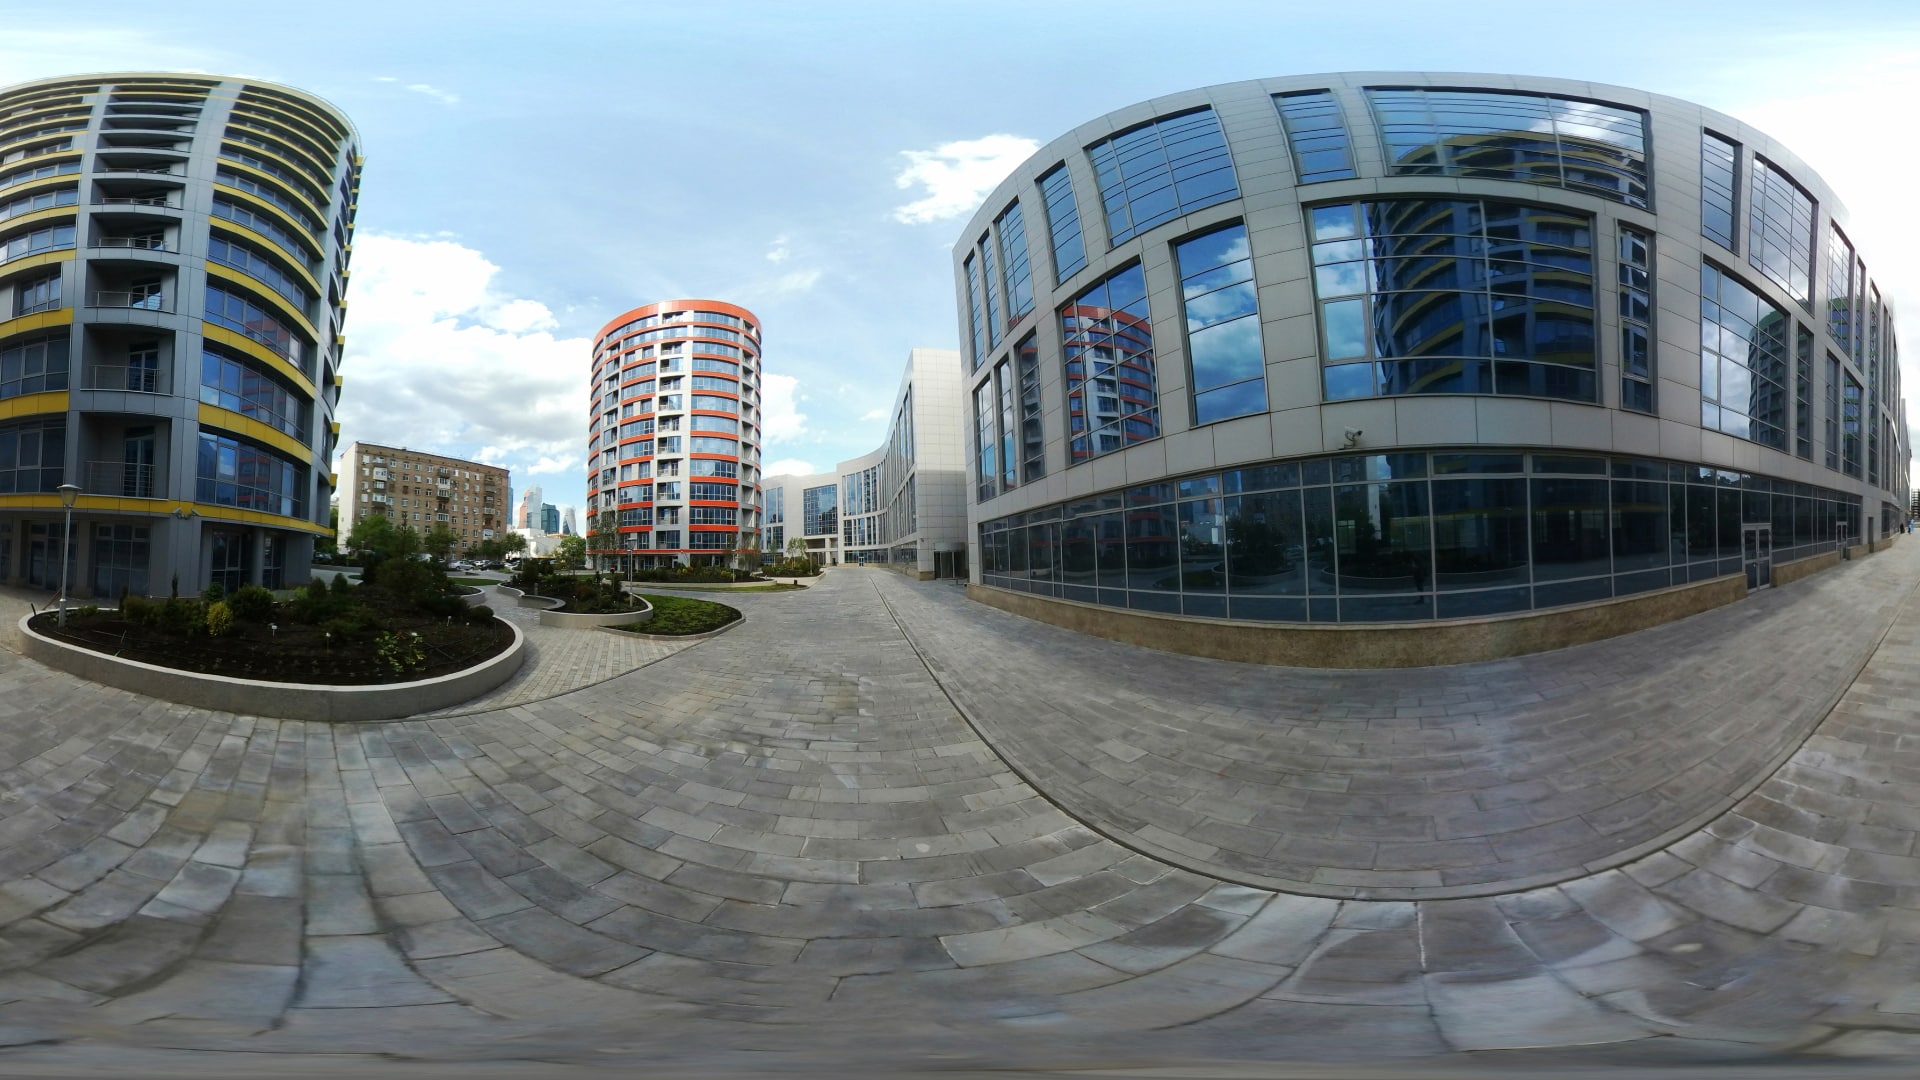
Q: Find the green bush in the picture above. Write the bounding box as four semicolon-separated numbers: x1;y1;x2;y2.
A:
319;606;383;641
465;604;495;624
227;584;275;622
75;604;99;619
631;593;741;635
159;597;203;636
121;595;155;626
765;558;819;578
205;600;235;637
203;581;225;604
330;572;354;597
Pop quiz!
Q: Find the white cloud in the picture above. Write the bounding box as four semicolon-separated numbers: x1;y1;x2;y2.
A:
760;372;808;443
892;134;1039;225
763;458;820;478
772;268;822;292
406;83;460;106
337;234;588;487
859;408;887;423
765;236;791;264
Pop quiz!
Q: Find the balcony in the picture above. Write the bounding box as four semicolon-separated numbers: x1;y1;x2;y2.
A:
81;363;167;394
89;289;169;312
85;460;162;499
91;235;168;252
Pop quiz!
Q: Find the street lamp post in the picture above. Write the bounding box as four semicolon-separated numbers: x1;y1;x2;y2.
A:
56;483;80;627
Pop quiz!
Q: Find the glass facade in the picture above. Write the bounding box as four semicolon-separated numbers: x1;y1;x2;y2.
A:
1826;223;1855;359
963;253;985;370
981;450;1860;623
1795;327;1814;461
1369;88;1649;207
1618;225;1654;413
1699;262;1790;451
1176;222;1264;424
1310;198;1596;402
195;431;303;517
802;483;837;536
1700;132;1739;252
1088;109;1237;246
0;332;68;399
1747;157;1814;306
1274;91;1354;183
1062;263;1157;464
1039;164;1086;284
979;232;1002;350
995;199;1034;325
1015;333;1044;483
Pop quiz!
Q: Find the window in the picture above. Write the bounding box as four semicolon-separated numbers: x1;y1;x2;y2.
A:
996;199;1033;325
1062;263;1158;464
205;284;303;369
653;530;681;550
1310;198;1596;402
208;233;310;309
200;347;307;442
1275;91;1355;183
0;332;68;398
1088;108;1237;245
995;359;1016;491
689;507;735;526
0;418;63;493
1795;327;1814;461
1825;354;1841;471
689;482;735;502
979;232;1002;349
1700;262;1789;451
1;223;75;262
15;272;59;315
1039;164;1086;284
1826;223;1856;358
802;484;837;535
197;431;303;516
1618;226;1654;413
690;414;736;433
1369;88;1649;207
689;436;735;455
0;185;77;226
974;380;997;502
1701;132;1739;252
1177;222;1264;424
964;252;985;370
690;394;737;413
1748;157;1814;306
1842;370;1863;478
1015;333;1045;483
211;196;315;270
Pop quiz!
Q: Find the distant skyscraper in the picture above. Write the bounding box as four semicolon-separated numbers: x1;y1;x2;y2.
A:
517;485;542;530
540;503;559;534
560;505;577;535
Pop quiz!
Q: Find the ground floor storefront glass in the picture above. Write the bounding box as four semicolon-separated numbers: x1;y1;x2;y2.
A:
978;449;1864;623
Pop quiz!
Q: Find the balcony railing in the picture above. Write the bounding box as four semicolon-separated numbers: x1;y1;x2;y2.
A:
82;363;167;394
94;165;180;176
93;195;176;209
90;290;169;311
86;461;162;499
92;236;168;251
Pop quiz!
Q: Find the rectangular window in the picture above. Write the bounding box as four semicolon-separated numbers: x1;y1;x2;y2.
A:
1039;164;1086;284
200;347;307;443
195;430;304;517
1274;91;1355;183
1088;108;1238;246
1177;222;1264;424
996;358;1016;491
1310;198;1597;403
1843;370;1863;477
1369;87;1649;207
1618;225;1654;413
995;199;1034;325
15;272;60;316
964;252;985;370
1701;131;1740;252
0;332;69;399
802;483;837;535
1748;157;1815;306
1826;223;1856;357
1062;263;1158;464
0;418;64;494
1015;332;1045;483
979;233;1002;350
1795;327;1814;461
1699;261;1790;451
974;380;997;502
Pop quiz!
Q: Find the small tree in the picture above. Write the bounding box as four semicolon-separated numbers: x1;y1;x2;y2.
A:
422;523;459;564
555;534;587;570
785;537;808;559
346;513;404;564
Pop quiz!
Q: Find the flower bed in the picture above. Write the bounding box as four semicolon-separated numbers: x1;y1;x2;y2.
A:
615;594;741;636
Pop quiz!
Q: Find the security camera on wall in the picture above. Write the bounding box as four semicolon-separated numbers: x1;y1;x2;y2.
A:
1342;428;1363;448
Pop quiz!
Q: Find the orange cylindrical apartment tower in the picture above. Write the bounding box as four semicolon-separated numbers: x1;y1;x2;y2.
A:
585;300;762;571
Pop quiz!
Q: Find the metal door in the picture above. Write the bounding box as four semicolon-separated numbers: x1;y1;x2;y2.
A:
1743;524;1772;589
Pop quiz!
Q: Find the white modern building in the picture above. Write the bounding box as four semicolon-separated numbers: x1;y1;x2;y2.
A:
763;348;968;578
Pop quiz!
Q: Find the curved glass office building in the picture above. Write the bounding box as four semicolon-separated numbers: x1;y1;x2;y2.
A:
0;73;359;596
956;74;1905;643
585;300;763;569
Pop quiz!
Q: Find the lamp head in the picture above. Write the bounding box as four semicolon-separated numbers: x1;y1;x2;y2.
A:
57;483;80;509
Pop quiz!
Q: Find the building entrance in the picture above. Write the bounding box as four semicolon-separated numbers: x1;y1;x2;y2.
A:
1743;524;1773;590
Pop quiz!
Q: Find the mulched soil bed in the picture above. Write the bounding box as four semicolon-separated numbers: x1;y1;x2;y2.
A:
29;603;514;685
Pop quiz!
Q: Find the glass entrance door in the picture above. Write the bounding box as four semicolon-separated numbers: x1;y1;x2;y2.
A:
1743;524;1772;589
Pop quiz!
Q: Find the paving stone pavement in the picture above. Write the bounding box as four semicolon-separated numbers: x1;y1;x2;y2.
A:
0;554;1909;1073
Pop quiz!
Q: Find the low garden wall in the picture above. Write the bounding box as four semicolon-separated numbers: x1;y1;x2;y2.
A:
18;614;526;723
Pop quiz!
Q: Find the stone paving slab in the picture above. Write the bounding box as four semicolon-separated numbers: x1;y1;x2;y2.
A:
0;560;1903;1070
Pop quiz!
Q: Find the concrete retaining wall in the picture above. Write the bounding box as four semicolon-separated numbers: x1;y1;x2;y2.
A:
537;598;654;629
19;615;526;722
968;574;1749;668
1773;550;1840;588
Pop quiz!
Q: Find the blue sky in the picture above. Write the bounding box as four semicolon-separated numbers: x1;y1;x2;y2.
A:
5;1;1917;514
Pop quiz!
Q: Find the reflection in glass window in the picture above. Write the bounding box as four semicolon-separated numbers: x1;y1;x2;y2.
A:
979;232;1002;350
1701;131;1739;252
1274;91;1355;183
1368;88;1648;207
196;430;303;517
995;199;1034;325
1062;264;1158;464
1748;157;1814;305
1039;164;1086;284
1825;353;1841;471
0;418;64;494
1087;109;1238;246
1618;225;1654;413
1015;333;1044;483
0;332;68;399
963;253;985;370
996;358;1016;491
974;380;996;502
1176;222;1264;424
1843;370;1862;477
1309;198;1596;402
1796;327;1814;461
1699;262;1789;451
1826;223;1856;358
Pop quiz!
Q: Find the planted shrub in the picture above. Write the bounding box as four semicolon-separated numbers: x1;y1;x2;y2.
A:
205;600;235;637
203;581;225;604
228;584;275;622
466;604;495;624
159;597;203;636
330;572;354;596
121;595;154;626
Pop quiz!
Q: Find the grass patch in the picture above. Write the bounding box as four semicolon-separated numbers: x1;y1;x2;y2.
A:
625;593;741;635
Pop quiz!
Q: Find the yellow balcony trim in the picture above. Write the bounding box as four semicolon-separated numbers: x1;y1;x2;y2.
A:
329;472;338;487
207;220;321;296
199;323;317;398
0;248;72;280
0;173;80;205
198;402;313;463
328;420;340;435
203;263;317;341
332;374;344;388
218;137;331;202
0;204;77;234
0;307;72;340
211;181;321;247
213;158;327;223
0;389;66;421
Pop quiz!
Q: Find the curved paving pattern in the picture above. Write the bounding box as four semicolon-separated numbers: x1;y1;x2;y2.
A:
0;555;1906;1070
888;551;1920;898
